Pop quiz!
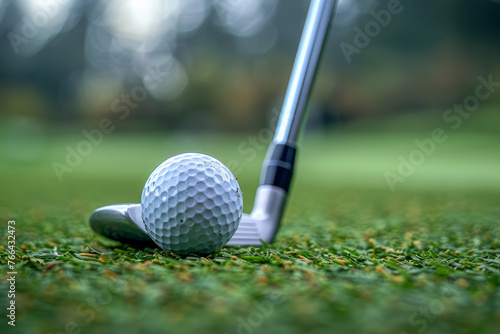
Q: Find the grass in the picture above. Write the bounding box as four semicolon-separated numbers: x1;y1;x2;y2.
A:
1;112;500;333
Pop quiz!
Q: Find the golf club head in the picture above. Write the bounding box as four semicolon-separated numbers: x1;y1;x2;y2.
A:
89;204;155;247
89;185;286;247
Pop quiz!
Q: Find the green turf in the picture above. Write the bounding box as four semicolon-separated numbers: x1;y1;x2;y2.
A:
1;113;500;333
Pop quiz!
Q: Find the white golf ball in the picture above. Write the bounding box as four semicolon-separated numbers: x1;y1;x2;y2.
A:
141;153;243;255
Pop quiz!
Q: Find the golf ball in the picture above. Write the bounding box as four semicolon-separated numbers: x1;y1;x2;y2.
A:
141;153;243;255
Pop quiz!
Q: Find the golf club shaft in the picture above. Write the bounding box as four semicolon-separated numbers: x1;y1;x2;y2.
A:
260;0;337;192
274;0;337;146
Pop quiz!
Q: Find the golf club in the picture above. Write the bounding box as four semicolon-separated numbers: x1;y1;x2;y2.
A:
89;0;338;247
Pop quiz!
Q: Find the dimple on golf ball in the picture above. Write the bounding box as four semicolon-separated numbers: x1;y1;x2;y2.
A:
141;153;243;255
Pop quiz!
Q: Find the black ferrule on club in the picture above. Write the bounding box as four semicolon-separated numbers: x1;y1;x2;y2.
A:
260;143;296;192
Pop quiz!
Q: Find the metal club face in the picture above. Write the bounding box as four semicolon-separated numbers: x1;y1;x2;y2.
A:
89;0;337;248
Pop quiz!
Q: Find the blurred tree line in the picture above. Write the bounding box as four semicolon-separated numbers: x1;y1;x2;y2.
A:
0;0;499;133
